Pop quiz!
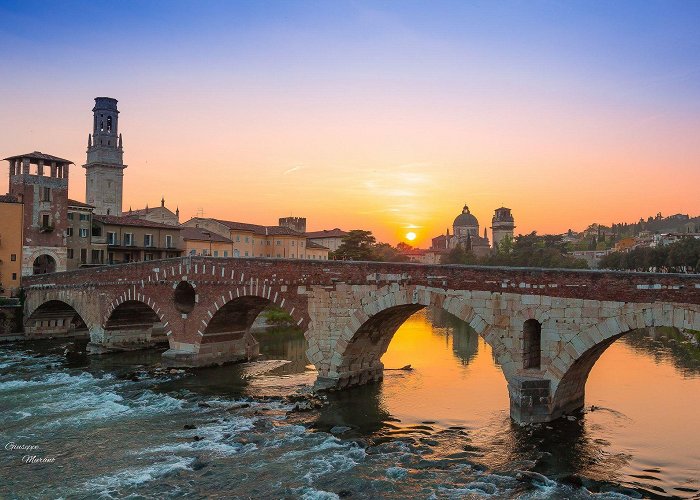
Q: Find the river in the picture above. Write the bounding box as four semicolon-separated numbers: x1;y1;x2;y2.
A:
1;309;699;499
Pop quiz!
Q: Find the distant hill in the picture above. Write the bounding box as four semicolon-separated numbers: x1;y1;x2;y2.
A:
606;213;700;238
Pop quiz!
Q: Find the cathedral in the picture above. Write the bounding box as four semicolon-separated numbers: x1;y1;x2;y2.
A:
431;204;514;258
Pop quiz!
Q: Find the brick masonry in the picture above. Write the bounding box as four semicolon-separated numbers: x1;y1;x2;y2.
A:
22;257;700;422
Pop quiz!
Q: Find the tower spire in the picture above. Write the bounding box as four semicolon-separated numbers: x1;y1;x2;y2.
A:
84;97;127;216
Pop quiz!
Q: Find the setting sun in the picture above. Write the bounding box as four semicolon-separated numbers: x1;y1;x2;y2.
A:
406;232;417;241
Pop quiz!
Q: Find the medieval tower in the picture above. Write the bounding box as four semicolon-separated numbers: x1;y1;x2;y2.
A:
83;97;126;216
491;207;515;250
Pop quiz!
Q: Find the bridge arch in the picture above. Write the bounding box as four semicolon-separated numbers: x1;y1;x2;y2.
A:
321;285;505;388
101;294;173;348
25;299;90;338
549;303;700;418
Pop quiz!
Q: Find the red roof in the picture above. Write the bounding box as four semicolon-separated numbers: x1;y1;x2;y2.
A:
305;228;348;239
68;199;95;209
0;194;20;203
180;226;232;243
195;218;304;237
94;214;181;230
4;151;73;164
306;241;329;250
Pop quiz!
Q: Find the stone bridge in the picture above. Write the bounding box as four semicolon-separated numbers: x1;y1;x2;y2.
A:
22;256;700;423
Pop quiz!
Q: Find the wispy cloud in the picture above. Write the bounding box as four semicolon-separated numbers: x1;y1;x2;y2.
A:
283;165;306;175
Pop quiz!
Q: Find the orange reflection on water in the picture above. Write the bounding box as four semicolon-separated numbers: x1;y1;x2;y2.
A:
380;309;509;427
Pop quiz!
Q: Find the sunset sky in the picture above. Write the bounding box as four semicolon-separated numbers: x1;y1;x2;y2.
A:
1;0;699;245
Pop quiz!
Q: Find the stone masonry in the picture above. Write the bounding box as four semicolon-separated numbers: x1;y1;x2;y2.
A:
22;257;700;423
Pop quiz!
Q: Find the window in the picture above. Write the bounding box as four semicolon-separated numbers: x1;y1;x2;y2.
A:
266;241;270;246
80;248;87;264
301;242;304;247
79;213;89;221
67;213;74;220
66;227;73;237
10;254;16;262
144;234;153;247
41;214;51;227
40;187;51;201
276;253;281;258
107;232;116;245
236;235;240;242
224;251;228;257
67;248;74;259
291;253;295;258
189;249;196;255
245;237;249;243
79;228;88;238
124;233;133;246
165;235;173;248
276;240;281;246
213;251;219;257
145;253;154;261
11;273;17;281
107;116;112;132
244;251;249;257
292;241;295;246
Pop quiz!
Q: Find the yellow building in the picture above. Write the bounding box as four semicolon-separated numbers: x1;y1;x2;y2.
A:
181;226;234;257
0;195;23;296
183;217;329;260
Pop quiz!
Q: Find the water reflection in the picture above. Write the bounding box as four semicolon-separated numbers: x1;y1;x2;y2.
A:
427;308;479;366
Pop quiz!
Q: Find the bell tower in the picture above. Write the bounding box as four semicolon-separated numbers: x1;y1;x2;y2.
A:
83;97;127;215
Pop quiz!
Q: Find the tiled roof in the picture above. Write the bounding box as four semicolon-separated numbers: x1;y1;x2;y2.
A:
209;218;304;237
3;151;73;164
94;214;181;230
0;194;19;203
305;228;348;239
67;199;95;209
180;226;232;243
306;241;329;250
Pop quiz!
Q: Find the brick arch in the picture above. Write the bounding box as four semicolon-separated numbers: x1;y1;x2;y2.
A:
549;303;700;417
196;286;308;345
324;285;505;388
103;292;176;347
25;291;97;332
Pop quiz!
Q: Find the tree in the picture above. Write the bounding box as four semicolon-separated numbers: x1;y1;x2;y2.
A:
332;230;376;261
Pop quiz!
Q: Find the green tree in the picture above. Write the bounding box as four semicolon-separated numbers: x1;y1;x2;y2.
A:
331;230;377;261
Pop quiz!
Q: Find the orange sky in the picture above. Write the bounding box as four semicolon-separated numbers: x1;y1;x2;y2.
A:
1;2;699;246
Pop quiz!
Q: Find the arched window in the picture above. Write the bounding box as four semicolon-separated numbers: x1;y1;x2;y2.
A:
107;116;112;132
100;121;104;132
523;319;542;369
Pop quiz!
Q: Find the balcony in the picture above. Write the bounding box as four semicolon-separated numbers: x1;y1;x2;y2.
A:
39;225;54;233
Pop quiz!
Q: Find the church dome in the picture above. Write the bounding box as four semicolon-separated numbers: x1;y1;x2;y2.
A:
453;205;479;228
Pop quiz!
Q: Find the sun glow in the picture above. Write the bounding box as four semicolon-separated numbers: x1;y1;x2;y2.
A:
406;232;417;241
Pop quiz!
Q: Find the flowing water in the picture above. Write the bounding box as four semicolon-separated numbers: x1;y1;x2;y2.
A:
1;309;699;499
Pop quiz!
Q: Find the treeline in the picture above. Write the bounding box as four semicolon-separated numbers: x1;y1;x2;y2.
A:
330;230;411;262
441;232;589;269
599;237;700;273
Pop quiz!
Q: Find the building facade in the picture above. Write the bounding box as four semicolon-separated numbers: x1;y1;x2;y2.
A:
183;218;329;260
305;228;348;253
5;152;71;276
181;226;234;257
127;197;180;226
94;215;183;264
84;97;126;216
0;195;23;296
66;199;107;270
